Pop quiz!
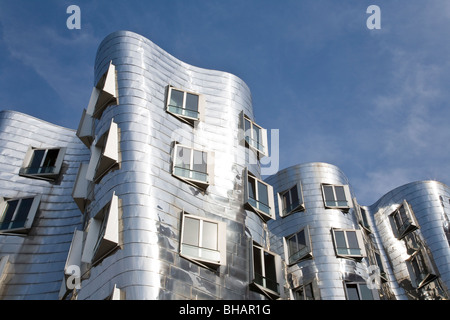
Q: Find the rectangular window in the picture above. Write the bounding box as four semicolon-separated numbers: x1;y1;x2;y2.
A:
322;184;352;210
278;183;304;217
0;195;41;234
86;61;118;119
391;200;418;239
240;113;268;157
332;228;365;259
172;144;211;190
251;242;280;298
344;282;375;300
180;213;226;267
166;86;202;125
285;226;312;265
20;147;66;181
294;282;317;300
244;168;275;221
408;249;437;288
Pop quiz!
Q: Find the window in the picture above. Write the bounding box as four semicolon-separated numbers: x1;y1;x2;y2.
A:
20;147;66;181
391;200;418;239
76;108;95;148
285;226;312;265
240;112;268;157
403;232;420;255
72;162;91;213
81;192;120;265
408;249;437;289
0;195;41;234
322;184;353;210
86;61;118;119
294;281;319;300
332;228;366;259
374;251;387;282
172;143;213;190
166;86;203;125
344;282;376;300
180;213;226;267
251;242;281;298
244;168;275;221
86;119;119;183
278;183;304;217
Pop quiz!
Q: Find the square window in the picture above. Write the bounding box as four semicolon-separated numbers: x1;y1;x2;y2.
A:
20;147;66;181
251;242;281;298
166;86;203;125
180;213;226;267
285;226;312;265
172;144;212;190
278;183;304;217
244;168;275;221
332;228;366;259
0;195;41;234
322;184;352;210
240;112;268;157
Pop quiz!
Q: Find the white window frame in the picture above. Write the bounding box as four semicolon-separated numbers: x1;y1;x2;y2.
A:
354;198;371;233
293;279;320;300
172;143;213;190
240;112;268;157
250;241;282;299
20;146;66;181
344;281;378;300
76;108;95;148
284;226;312;265
0;195;41;234
407;249;437;289
243;168;275;221
179;212;226;268
81;192;120;265
72;162;91;213
86;61;118;119
331;228;366;259
321;184;353;210
390;200;419;239
166;86;204;125
278;182;304;217
86;119;119;183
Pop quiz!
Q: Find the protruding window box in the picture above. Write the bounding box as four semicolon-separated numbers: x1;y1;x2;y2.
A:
284;226;312;265
390;200;419;239
240;112;268;158
0;195;41;235
72;162;91;213
243;168;275;221
321;184;353;211
19;147;66;181
331;228;366;260
166;86;204;126
278;183;304;217
250;241;282;299
87;61;118;120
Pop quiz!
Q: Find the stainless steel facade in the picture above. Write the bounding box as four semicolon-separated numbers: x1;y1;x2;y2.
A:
0;31;448;300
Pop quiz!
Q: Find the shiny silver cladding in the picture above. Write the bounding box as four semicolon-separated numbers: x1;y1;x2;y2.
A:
77;31;266;300
0;111;88;299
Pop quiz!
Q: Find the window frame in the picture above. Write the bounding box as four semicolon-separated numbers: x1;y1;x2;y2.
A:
179;212;226;268
171;143;213;190
86;119;120;183
86;61;118;120
407;249;437;289
284;225;312;265
250;241;281;299
344;281;378;300
19;146;66;181
321;184;353;210
390;200;419;239
240;112;268;158
293;280;320;300
81;192;120;266
243;168;275;221
278;182;304;217
0;195;41;234
166;86;204;125
331;228;366;259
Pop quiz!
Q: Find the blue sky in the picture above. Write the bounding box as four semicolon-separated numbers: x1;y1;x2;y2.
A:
0;0;450;205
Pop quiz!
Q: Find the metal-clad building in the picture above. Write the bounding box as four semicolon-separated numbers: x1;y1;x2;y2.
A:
0;31;448;300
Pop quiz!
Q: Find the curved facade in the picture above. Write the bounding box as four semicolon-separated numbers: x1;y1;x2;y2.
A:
0;30;448;300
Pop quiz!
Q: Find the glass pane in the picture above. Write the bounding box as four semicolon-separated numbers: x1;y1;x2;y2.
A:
335;186;346;201
202;221;218;250
43;149;59;168
264;252;278;293
290;185;299;208
169;89;184;107
253;125;262;150
244;118;252;133
288;235;298;257
253;246;263;281
346;284;360;300
346;231;359;249
175;146;191;169
304;283;315;300
359;284;374;300
192;150;207;174
12;198;33;228
185;93;199;112
248;176;256;201
323;185;335;203
257;182;269;206
183;217;199;247
29;149;45;171
296;229;306;247
282;192;291;214
334;230;347;249
0;200;18;229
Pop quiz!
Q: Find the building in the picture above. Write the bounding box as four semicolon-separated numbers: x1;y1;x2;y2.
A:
0;30;448;300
